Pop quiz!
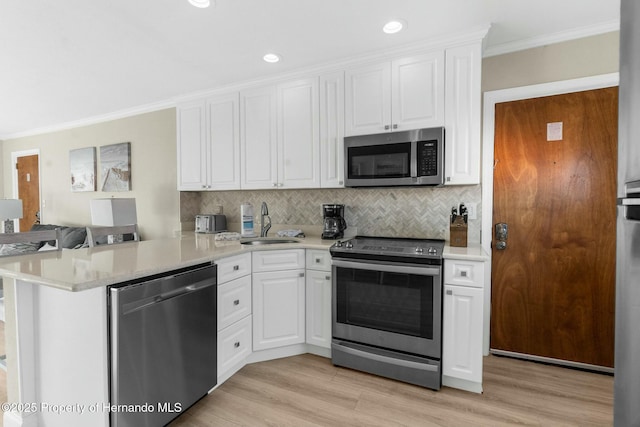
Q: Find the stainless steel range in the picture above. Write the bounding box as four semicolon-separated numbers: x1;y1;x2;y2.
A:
330;236;444;390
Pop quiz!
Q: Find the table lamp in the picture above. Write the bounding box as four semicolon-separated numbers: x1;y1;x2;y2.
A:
90;198;137;243
0;199;23;233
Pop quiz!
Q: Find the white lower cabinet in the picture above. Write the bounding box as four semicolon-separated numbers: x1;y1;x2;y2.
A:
442;285;483;381
305;250;332;349
252;250;306;351
442;258;485;393
216;253;253;383
217;315;252;381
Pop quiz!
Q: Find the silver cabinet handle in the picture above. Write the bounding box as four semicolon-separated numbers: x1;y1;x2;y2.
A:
234;342;240;348
233;265;239;271
384;125;390;130
315;258;321;263
446;289;453;295
233;299;240;306
299;272;305;278
325;275;331;281
393;124;398;129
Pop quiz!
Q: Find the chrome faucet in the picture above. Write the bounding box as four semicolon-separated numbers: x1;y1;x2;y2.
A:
260;202;271;237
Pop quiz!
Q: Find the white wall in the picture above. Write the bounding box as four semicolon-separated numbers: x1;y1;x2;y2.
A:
1;109;179;240
0;140;4;198
482;31;619;92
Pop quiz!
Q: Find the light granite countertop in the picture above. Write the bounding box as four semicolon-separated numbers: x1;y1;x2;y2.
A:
0;233;488;292
443;243;490;262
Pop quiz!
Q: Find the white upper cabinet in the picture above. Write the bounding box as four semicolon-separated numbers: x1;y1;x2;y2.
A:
319;72;345;188
345;62;392;136
277;77;320;188
345;52;445;136
392;53;445;131
177;94;241;191
240;86;278;189
177;31;486;191
208;93;241;190
241;79;320;190
177;100;208;190
444;42;482;185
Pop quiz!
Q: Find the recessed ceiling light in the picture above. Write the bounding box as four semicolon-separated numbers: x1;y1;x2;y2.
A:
383;20;406;34
263;53;281;63
189;0;211;8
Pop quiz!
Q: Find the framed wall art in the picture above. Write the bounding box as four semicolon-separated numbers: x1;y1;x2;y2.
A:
100;142;131;191
69;147;97;192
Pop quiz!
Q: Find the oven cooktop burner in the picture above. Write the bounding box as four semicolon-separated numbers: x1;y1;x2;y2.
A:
330;236;444;264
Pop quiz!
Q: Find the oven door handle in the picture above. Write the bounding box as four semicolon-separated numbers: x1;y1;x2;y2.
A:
333;341;439;372
332;259;440;276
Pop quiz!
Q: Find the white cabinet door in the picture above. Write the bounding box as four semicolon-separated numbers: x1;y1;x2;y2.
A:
252;269;306;350
319;71;345;188
217;315;252;380
444;42;482;185
442;284;483;383
177;100;208;190
345;62;392;136
345;54;445;137
392;52;445;131
305;269;332;349
240;86;278;189
208;93;241;190
277;78;320;188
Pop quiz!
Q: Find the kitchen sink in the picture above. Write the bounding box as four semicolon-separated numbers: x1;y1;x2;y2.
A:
240;238;300;245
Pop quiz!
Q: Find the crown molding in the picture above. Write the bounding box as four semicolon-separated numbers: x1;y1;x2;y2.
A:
0;99;176;140
483;19;620;58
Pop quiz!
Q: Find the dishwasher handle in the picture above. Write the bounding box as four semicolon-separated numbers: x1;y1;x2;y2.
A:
121;276;216;315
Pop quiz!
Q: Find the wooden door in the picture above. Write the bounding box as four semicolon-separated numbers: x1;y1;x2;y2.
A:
491;87;618;368
16;154;40;231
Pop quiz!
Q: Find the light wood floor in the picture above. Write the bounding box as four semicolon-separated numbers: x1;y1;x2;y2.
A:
171;354;613;426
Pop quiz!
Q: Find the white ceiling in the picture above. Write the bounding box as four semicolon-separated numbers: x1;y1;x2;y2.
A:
0;0;620;139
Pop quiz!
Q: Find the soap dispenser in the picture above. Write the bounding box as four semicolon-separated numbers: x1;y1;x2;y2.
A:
240;203;255;237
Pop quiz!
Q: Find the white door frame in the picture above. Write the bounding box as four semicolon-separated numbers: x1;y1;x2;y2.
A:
480;72;619;354
11;149;41;231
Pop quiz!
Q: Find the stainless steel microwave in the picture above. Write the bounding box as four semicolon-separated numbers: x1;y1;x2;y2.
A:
344;127;445;187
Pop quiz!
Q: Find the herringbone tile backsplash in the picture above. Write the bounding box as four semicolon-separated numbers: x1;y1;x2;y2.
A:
181;185;482;243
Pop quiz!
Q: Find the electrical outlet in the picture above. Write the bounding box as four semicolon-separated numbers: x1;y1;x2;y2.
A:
465;203;477;220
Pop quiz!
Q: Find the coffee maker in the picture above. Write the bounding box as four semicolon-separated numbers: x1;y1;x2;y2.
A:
321;204;347;239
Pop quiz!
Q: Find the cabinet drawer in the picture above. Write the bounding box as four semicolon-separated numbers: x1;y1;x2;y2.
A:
217;315;252;377
217;253;251;284
306;249;331;272
218;275;252;331
444;259;484;288
252;249;305;273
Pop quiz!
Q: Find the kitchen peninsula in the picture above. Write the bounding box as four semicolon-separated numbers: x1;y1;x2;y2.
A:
0;234;487;427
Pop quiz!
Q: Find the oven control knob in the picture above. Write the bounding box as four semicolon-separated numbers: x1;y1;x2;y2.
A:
345;241;353;249
335;241;343;247
415;247;424;254
427;247;438;255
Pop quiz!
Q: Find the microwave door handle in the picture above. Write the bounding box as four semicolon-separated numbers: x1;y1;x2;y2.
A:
410;141;417;177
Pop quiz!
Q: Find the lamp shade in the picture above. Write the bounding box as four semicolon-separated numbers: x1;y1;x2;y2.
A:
0;199;23;220
90;198;137;226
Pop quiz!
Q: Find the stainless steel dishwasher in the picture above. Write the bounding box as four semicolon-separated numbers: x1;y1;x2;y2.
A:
109;262;217;427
